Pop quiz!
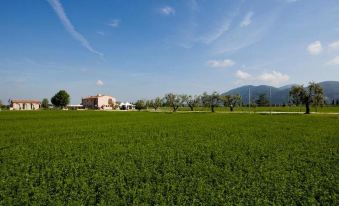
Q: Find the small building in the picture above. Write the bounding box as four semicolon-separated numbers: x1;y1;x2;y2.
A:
10;99;41;110
81;94;116;110
119;102;135;110
67;104;85;110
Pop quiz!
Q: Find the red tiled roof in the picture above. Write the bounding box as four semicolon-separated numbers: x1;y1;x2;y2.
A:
11;99;41;104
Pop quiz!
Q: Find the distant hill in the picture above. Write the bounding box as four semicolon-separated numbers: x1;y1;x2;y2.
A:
224;81;339;104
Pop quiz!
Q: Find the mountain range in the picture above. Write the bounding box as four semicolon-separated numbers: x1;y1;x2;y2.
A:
224;81;339;105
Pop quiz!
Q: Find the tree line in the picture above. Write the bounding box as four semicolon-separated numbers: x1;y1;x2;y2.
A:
135;82;329;114
1;82;337;114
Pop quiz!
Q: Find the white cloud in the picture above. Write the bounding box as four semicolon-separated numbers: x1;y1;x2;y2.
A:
108;19;120;28
235;70;289;85
240;12;254;27
329;41;339;49
96;80;104;86
258;71;290;85
307;41;323;55
235;70;252;80
47;0;103;56
159;6;176;15
327;56;339;65
207;59;235;68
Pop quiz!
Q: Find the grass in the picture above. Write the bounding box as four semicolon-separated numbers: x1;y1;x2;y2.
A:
0;111;338;205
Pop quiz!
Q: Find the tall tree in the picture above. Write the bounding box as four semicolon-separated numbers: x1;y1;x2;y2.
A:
145;100;151;110
289;85;304;112
255;94;269;107
309;82;324;113
289;82;324;114
165;93;181;112
201;92;221;112
51;90;70;108
184;95;200;111
135;100;146;111
221;94;241;111
42;98;49;109
150;97;162;111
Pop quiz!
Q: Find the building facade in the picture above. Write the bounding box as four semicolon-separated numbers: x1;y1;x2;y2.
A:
119;102;135;110
10;100;41;110
81;94;116;110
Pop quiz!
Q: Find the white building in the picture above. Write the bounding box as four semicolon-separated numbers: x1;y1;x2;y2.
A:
81;94;116;110
10;99;41;110
119;102;135;110
67;104;85;110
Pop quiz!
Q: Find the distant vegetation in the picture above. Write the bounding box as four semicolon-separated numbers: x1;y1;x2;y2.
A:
225;81;339;105
135;82;331;114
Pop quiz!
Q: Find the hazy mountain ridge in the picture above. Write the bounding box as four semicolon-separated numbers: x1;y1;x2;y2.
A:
224;81;339;104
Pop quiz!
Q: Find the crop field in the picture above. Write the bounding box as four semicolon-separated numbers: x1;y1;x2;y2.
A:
0;111;338;205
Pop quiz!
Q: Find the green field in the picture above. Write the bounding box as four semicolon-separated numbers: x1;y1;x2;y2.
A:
0;111;338;205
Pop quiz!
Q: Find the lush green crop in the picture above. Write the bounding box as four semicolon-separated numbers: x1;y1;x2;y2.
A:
0;111;338;205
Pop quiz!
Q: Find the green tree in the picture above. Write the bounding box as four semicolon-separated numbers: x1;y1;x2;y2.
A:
309;82;324;113
221;94;242;111
51;90;70;108
165;93;181;112
184;95;200;111
135;100;146;111
255;94;269;107
289;85;304;112
145;100;151;109
150;97;162;111
289;82;324;114
42;98;49;109
201;92;221;112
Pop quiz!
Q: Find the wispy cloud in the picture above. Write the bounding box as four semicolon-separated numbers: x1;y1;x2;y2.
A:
96;80;104;86
198;20;230;44
159;6;176;16
47;0;103;56
108;19;120;28
327;56;339;65
307;41;322;55
207;59;235;68
188;0;199;11
240;12;254;27
213;7;281;54
285;0;299;3
96;31;105;36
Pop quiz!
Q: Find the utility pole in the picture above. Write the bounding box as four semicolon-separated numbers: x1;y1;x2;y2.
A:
269;87;272;115
248;87;251;113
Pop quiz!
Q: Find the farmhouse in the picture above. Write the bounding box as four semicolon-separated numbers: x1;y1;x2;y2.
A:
10;99;41;110
81;94;116;110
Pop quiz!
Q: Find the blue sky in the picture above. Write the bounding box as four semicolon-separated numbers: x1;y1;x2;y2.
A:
1;0;339;104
